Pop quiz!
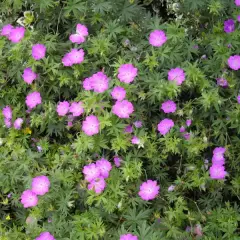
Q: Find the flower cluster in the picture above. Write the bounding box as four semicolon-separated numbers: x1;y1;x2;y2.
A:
56;101;84;118
123;120;143;146
1;24;25;43
83;71;109;93
209;147;227;179
70;23;88;44
2;106;24;130
2;106;12;128
62;48;85;67
179;119;192;140
20;175;50;208
83;158;112;194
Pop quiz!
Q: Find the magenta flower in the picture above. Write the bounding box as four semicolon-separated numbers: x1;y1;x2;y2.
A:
62;49;85;66
217;78;228;87
224;19;235;33
168;68;186;85
20;190;38;208
112;100;134;118
168;185;175;192
25;91;42;109
186;119;192;127
183;133;190;140
235;0;240;6
131;136;140;145
113;156;122;167
69;101;84;117
88;177;106;194
35;232;55;240
82;77;93;90
212;147;225;165
161;100;177;113
91;72;109;93
96;158;112;178
8;27;25;43
4;118;12;128
213;147;226;155
1;24;13;36
209;165;227;179
180;126;185;133
237;15;240;22
157;118;174;135
82;115;100;136
22;68;37;84
237;95;240;103
14;118;23;130
134;121;142;128
31;175;50;196
83;163;100;182
2;106;12;119
120;233;138;240
228;55;240;70
117;64;138;84
32;44;46;60
56;101;69;116
69;23;88;44
124;125;133;133
138;180;160;201
212;156;225;166
149;30;167;47
111;86;126;101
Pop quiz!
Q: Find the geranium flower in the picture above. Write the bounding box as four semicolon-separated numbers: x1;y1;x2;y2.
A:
82;115;100;136
32;44;46;60
69;23;88;44
149;30;167;47
20;190;38;208
31;175;50;196
157;118;174;135
138;180;160;201
117;64;138;84
161;100;177;113
168;68;185;85
112;100;134;118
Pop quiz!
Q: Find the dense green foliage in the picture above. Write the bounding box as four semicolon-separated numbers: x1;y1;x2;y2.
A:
1;0;240;239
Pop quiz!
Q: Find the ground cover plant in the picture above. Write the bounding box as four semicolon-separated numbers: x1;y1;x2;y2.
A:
0;0;240;239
